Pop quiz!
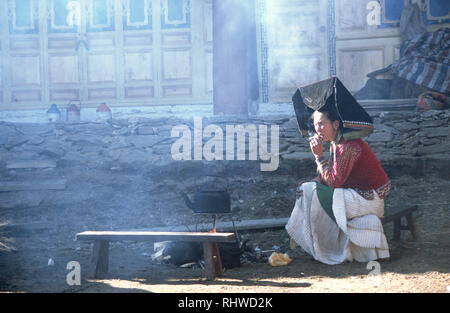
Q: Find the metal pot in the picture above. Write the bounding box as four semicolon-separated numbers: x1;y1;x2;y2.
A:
181;189;231;214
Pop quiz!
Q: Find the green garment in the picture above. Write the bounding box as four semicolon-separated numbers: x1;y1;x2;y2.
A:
316;183;336;223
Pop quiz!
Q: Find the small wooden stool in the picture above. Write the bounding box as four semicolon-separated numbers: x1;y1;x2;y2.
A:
382;205;420;241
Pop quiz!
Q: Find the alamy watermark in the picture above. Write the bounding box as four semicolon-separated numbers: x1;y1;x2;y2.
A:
170;117;280;172
366;261;382;285
66;261;81;286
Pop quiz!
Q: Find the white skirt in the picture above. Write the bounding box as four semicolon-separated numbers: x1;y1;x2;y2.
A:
285;182;390;265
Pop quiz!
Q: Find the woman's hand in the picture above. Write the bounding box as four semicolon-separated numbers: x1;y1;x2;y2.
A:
309;135;323;159
296;181;305;199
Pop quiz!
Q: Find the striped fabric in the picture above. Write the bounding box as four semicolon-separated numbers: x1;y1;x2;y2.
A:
388;27;450;94
286;182;389;265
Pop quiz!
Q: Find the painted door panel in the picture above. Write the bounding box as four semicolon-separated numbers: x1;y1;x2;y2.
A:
1;0;212;109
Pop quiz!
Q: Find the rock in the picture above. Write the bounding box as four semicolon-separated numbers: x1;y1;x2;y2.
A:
112;127;130;136
422;138;441;146
0;179;67;192
366;132;394;142
0;192;43;209
152;143;173;155
27;136;45;145
393;122;419;132
63;151;88;162
126;135;166;149
6;159;56;169
280;130;299;138
4;136;29;150
424;127;450;138
374;124;401;135
421;110;443;118
103;136;131;149
420;120;445;127
66;136;106;147
40;145;66;158
115;148;153;164
279;143;290;152
281;118;300;130
137;126;156;135
417;143;450;155
15;124;54;136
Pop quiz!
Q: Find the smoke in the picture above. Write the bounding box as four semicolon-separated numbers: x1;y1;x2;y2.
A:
265;0;324;90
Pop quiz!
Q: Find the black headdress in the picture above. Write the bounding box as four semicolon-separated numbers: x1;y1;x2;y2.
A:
292;76;374;140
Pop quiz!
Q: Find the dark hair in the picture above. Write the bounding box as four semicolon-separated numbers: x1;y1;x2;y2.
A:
311;108;343;134
311;109;341;123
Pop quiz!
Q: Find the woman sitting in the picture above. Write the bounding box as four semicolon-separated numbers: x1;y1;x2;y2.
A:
286;109;391;264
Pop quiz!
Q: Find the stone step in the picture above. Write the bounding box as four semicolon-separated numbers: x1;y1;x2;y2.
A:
0;222;49;232
0;179;66;192
6;159;57;169
0;192;43;209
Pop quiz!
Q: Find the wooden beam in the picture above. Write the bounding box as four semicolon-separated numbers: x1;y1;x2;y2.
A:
76;231;235;243
132;217;289;233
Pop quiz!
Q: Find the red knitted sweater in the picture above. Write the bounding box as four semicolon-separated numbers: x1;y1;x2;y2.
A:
315;135;391;199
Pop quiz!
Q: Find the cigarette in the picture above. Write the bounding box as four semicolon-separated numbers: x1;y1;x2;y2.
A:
307;136;322;143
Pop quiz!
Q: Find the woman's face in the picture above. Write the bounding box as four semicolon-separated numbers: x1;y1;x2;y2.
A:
313;111;339;142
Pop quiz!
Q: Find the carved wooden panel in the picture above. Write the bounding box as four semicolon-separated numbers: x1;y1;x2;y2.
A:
161;48;192;81
1;0;212;108
87;52;116;83
161;0;191;29
87;34;115;49
88;88;116;100
425;0;450;24
11;54;41;87
8;0;40;34
48;37;78;50
124;50;153;82
162;32;191;45
10;37;39;50
336;0;366;33
123;0;152;31
85;0;114;32
123;34;152;47
50;89;80;101
162;85;192;97
12;90;41;102
47;0;80;34
337;48;384;92
48;53;80;84
124;86;154;98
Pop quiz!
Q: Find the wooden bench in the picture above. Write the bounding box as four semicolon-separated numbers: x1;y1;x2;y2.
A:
75;231;235;280
381;205;419;241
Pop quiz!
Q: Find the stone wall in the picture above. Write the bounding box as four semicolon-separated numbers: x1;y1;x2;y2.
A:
0;109;448;229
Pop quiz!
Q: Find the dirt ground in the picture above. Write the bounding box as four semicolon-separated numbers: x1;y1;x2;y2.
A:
0;175;449;293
